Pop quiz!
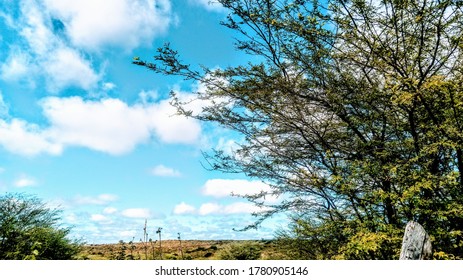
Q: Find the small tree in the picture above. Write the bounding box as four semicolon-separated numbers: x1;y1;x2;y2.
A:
0;193;81;260
115;240;127;260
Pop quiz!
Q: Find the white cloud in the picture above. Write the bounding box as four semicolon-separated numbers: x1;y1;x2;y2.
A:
190;0;226;12
146;98;202;144
74;194;118;205
222;202;264;214
64;213;78;223
43;97;152;155
102;82;116;91
121;208;152;219
173;202;196;215
0;0;101;92
0;8;16;29
174;78;230;117
201;179;278;202
216;138;239;156
90;214;111;223
43;96;202;154
0;119;62;156
1;0;174;92
119;230;137;238
151;164;181;177
14;175;37;188
19;1;56;55
139;90;159;104
0;50;32;81
0;95;203;156
103;207;118;214
43;0;173;51
44;48;100;91
198;202;222;215
198;202;264;215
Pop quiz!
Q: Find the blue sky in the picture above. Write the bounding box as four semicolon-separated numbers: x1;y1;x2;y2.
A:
0;0;285;243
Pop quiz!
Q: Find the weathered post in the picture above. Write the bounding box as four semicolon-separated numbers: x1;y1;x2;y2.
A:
399;221;432;260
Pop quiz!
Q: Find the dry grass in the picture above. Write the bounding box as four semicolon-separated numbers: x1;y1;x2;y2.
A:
80;240;285;260
82;240;239;260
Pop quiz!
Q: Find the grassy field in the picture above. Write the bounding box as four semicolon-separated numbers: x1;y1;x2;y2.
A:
80;240;289;260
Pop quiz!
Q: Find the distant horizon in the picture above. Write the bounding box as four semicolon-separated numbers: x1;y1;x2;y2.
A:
85;238;273;246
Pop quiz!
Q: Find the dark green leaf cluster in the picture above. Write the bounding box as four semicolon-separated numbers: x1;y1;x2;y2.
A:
0;193;82;260
136;0;463;259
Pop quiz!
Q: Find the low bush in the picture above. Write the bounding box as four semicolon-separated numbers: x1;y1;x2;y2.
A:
218;241;262;260
0;193;82;260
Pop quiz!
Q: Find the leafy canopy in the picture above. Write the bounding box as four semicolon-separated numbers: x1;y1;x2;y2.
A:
0;193;81;260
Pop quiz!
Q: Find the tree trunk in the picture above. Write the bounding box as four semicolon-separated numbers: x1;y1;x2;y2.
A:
399;221;432;260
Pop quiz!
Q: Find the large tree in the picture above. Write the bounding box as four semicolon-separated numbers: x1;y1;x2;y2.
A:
135;0;463;259
0;193;81;260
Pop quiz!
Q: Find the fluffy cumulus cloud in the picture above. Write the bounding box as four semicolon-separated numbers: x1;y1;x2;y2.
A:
119;230;137;239
0;1;100;92
42;97;152;155
14;174;37;188
0;0;173;91
42;96;201;154
43;48;100;92
0;119;62;156
190;0;226;12
202;179;278;202
198;202;264;215
0;95;202;156
173;201;267;216
90;214;112;224
121;208;152;219
151;164;181;177
0;50;32;82
73;194;118;205
173;202;197;215
173;178;277;216
198;202;222;215
147;97;202;144
103;207;118;214
43;0;173;51
0;1;191;157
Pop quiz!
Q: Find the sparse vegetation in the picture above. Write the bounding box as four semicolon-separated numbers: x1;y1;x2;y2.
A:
82;240;280;260
0;193;82;260
79;222;286;260
80;219;278;260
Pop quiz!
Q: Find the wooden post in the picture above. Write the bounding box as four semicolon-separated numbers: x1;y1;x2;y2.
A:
399;221;432;260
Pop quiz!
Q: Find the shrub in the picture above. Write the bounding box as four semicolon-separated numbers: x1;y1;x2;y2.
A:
218;241;262;260
0;193;82;260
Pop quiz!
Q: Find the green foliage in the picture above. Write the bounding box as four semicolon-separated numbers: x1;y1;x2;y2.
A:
114;240;127;260
218;241;263;260
0;193;82;260
136;0;463;259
